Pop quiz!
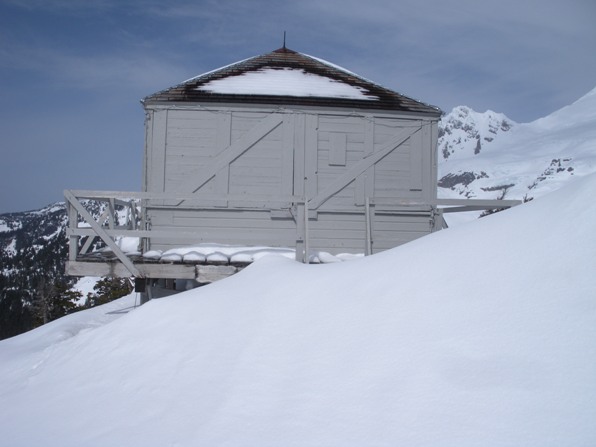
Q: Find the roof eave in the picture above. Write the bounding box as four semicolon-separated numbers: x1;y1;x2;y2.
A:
142;94;442;117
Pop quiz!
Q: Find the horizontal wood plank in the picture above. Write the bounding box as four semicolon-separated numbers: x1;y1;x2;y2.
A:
66;261;196;279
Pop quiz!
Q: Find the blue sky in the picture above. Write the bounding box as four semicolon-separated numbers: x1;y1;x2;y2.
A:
1;0;595;213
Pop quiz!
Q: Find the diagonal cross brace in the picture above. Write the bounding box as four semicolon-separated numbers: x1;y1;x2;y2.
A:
308;125;421;210
80;207;111;254
64;190;142;277
174;113;285;205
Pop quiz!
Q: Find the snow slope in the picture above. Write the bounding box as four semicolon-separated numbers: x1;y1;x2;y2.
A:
439;87;596;203
1;174;595;446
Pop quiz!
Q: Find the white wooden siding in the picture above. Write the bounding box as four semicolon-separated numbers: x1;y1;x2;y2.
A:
144;105;438;254
147;208;297;250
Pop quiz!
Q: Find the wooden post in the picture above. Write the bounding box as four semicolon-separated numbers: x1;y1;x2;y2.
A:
304;198;310;264
295;201;306;263
365;197;373;256
108;198;116;229
141;198;149;253
128;200;140;253
66;196;79;262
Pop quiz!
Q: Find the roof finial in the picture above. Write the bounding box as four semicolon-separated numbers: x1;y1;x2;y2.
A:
283;31;286;49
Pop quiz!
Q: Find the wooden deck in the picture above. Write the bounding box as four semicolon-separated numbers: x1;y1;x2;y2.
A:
64;189;521;282
67;252;250;283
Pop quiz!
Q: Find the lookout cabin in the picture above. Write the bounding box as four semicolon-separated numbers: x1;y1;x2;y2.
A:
64;47;520;297
142;46;442;252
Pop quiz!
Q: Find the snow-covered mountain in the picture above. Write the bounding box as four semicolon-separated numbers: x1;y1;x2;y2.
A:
0;202;122;339
438;105;516;161
1;171;594;447
438;87;596;206
0;204;71;338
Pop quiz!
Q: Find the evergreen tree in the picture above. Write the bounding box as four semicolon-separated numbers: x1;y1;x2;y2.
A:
32;278;82;326
0;289;34;339
86;277;132;308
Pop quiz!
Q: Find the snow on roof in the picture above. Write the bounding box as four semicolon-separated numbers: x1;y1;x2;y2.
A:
196;67;378;100
143;47;442;116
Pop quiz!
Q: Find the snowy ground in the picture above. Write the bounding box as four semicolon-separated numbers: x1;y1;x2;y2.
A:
0;174;595;446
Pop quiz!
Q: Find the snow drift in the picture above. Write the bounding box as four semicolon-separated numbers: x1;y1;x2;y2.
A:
1;174;595;446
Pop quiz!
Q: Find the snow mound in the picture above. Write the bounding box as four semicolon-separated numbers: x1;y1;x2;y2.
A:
1;175;595;446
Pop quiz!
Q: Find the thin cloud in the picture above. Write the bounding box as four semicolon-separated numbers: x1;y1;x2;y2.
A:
3;0;115;14
0;40;190;94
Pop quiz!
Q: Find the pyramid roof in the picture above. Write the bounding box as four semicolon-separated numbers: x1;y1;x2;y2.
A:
143;47;441;116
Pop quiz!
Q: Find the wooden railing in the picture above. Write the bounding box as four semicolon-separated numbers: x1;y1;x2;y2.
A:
64;190;310;277
64;189;521;278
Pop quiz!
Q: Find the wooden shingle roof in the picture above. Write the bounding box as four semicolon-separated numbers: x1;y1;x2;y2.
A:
142;47;442;116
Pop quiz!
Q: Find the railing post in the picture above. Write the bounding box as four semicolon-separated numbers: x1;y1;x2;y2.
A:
295;201;306;263
140;198;149;253
128;200;137;230
66;192;79;262
108;198;116;229
365;197;373;256
304;199;309;264
294;199;310;264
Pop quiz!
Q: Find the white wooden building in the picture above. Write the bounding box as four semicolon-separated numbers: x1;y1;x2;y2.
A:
142;47;442;254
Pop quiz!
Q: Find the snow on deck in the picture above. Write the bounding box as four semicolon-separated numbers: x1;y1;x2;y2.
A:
108;238;363;264
138;243;363;264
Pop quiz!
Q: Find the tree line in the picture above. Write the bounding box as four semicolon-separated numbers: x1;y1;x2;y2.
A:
0;206;132;340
